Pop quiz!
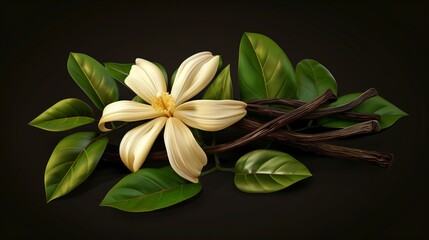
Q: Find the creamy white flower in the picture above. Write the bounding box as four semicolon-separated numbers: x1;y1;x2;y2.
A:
98;52;247;183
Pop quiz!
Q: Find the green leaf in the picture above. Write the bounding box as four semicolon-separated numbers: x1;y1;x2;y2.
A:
105;62;132;85
203;65;233;100
296;59;337;102
29;98;94;132
67;52;119;110
238;32;296;100
100;166;202;212
45;132;108;202
320;94;408;129
234;150;312;193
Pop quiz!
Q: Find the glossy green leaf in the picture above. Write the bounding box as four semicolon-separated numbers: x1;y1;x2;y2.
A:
45;132;108;202
238;32;296;100
105;62;132;85
234;150;312;193
67;52;119;110
100;166;202;212
29;98;94;131
296;59;337;102
320;94;408;129
203;65;233;100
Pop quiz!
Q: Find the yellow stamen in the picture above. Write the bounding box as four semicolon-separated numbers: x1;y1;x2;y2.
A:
152;92;175;117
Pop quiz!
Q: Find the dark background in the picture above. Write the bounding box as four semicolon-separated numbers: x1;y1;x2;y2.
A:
3;1;428;239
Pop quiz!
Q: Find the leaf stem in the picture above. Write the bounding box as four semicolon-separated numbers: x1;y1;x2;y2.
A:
200;149;235;177
200;166;218;177
217;167;235;173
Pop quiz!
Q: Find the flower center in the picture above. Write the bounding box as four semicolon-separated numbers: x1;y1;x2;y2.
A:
152;92;175;117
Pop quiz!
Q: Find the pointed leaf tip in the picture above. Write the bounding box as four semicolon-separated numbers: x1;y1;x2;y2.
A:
296;59;338;102
45;132;108;202
67;53;119;110
100;166;202;212
203;64;233;100
238;32;296;100
29;98;95;132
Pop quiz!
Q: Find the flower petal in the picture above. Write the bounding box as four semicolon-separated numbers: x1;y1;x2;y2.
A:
164;117;207;183
175;100;247;131
120;117;167;172
125;58;167;103
98;101;163;131
171;52;219;105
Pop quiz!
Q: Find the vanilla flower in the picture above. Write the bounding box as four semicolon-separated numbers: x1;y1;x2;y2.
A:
98;52;247;183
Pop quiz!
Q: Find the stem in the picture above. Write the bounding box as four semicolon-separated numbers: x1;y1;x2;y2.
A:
200;139;235;177
200;166;218;177
214;152;235;173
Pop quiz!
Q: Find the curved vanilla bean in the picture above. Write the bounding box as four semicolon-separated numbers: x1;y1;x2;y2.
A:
236;117;391;167
247;105;380;122
203;89;336;154
246;88;377;108
246;88;379;121
287;142;393;168
237;118;381;142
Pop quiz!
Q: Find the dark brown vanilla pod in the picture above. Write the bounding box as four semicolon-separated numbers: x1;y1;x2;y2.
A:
289;142;393;168
237;118;381;142
235;118;391;168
